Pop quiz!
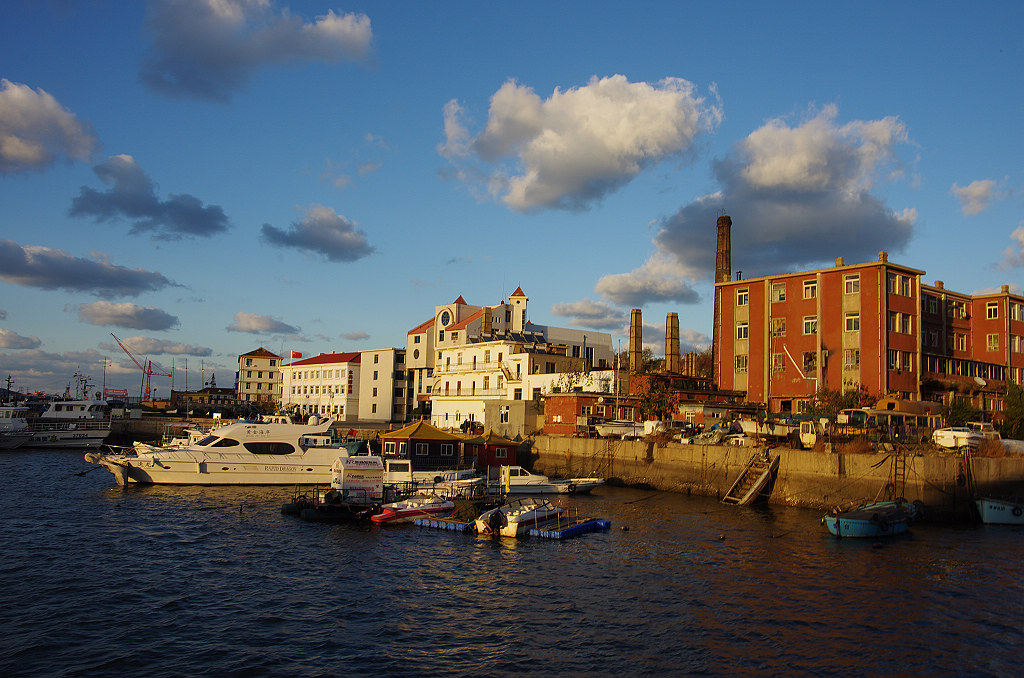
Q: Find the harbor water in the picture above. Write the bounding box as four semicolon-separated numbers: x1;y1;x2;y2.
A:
1;448;1021;677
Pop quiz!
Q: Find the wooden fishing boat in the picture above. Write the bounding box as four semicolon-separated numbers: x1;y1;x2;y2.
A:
721;450;779;505
822;500;916;538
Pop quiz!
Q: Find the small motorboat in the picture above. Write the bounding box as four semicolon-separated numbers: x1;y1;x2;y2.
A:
496;465;604;495
475;496;563;538
370;494;456;525
822;499;918;538
974;497;1024;525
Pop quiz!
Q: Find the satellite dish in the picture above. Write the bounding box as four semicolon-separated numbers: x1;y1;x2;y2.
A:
974;376;987;387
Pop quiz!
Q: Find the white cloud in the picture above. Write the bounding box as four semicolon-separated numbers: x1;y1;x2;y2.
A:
550;298;625;330
0;79;96;173
440;75;722;212
594;252;702;307
951;178;1005;216
261;204;373;262
1000;224;1024;269
227;311;299;335
141;0;372;101
649;105;914;291
0;328;41;349
78;301;180;331
102;335;212;356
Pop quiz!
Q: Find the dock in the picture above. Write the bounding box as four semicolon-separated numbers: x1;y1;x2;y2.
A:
415;516;475;532
528;517;612;539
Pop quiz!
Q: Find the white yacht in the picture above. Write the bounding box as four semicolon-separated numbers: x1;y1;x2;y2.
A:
85;417;354;485
496;465;604;495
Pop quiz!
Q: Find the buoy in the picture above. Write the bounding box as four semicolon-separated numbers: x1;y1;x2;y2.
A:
718;534;725;540
620;526;629;531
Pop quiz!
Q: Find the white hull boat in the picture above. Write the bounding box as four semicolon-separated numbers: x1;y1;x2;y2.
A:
370;494;456;524
975;497;1024;525
85;418;349;485
594;420;643;438
497;465;604;495
475;496;564;537
3;400;110;449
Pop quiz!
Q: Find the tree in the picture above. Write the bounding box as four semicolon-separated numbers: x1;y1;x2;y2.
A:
799;386;874;419
1001;384;1024;439
942;396;981;427
635;375;681;422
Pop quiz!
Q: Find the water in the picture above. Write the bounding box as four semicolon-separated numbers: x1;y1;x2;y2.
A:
1;448;1021;678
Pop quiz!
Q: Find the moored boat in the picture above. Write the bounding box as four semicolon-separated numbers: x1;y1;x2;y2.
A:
475;496;564;537
974;497;1024;525
370;493;456;525
496;465;604;495
85;417;354;485
822;499;918;538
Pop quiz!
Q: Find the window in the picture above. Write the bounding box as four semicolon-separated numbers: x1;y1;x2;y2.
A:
987;334;999;351
802;351;817;374
374;354;379;364
736;288;749;306
1012;302;1024;321
1013;335;1024;353
887;350;899;370
415;443;428;456
771;318;786;337
734;355;748;373
736;322;749;340
803;280;817;299
888;312;911;334
500;406;509;423
843;349;861;368
845;313;860;332
771;353;785;373
372;388;377;397
771;282;786;302
987;302;999;319
956;333;967;352
845;274;860;294
513;388;522;400
441;444;454;456
532;388;542;399
496;448;507;459
803;316;818;335
270;360;276;367
384;441;396;455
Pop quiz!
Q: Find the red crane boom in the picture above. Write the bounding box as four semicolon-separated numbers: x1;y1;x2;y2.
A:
110;333;172;401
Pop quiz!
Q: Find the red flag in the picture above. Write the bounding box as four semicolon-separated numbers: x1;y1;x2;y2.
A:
290;351;302;359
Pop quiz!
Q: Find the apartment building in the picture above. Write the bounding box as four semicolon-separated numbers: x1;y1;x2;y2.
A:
236;347;283;406
279;352;360;421
358;348;412;423
715;251;1024;419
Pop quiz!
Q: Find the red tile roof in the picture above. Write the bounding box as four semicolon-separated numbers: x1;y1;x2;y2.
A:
240;347;282;358
407;317;434;335
510;286;526;298
288;352;361;366
449;309;483;331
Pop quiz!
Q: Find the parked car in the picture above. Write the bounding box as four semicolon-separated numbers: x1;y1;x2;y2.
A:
931;427;983;450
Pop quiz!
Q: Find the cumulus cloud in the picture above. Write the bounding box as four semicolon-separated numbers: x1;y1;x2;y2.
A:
594;252;702;307
341;331;369;341
101;335;212;356
0;239;175;297
227;311;299;335
141;0;372;101
951;179;1005;216
0;79;97;173
640;105;915;302
551;298;626;330
0;328;42;349
69;155;230;239
1000;224;1024;269
78;301;180;331
261;204;373;262
440;75;722;212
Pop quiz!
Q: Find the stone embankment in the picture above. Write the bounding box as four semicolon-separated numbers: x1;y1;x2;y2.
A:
527;435;1024;521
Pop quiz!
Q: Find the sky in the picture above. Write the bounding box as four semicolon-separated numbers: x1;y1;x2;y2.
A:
1;0;1021;397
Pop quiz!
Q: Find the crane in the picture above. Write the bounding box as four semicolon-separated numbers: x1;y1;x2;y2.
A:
110;333;172;401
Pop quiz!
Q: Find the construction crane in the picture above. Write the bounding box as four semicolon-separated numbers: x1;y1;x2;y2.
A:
110;333;172;401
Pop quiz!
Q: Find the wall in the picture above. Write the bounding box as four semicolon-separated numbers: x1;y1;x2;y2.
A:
528;436;1024;520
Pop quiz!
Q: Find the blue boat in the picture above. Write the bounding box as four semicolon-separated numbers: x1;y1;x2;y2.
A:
822;500;917;538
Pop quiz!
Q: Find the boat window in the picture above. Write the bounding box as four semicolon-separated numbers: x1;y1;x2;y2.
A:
244;442;297;455
211;438;240;447
195;435;218;446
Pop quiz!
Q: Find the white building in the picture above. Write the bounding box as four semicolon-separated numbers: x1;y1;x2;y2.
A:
280;352;361;421
411;288;615;437
236;347;283;406
358;348;411;423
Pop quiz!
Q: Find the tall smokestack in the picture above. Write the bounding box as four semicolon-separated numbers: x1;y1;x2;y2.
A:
666;312;680;374
481;307;492;335
712;215;732;388
629;308;643;374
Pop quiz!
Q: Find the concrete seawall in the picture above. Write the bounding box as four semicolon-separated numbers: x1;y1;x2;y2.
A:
526;436;1024;520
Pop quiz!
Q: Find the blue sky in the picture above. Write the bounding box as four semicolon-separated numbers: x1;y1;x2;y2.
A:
1;1;1021;396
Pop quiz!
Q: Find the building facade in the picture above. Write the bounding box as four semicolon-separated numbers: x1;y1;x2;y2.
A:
715;252;1024;420
236;347;283;406
358;348;412;423
279;352;361;421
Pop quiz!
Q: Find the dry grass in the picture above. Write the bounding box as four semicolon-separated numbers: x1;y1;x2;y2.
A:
834;438;875;455
974;438;1009;458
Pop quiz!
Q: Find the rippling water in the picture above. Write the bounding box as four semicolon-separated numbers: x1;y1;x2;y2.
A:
1;448;1021;677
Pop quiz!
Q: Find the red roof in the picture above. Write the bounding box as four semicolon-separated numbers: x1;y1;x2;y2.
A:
453;295;468;304
510;286;526;298
407;317;434;335
289;352;361;366
450;309;483;331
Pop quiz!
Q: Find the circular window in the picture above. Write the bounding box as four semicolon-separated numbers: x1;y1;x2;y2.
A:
413;349;420;359
440;310;451;326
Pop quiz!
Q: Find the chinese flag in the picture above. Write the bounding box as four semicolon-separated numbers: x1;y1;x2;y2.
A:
290;351;302;359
